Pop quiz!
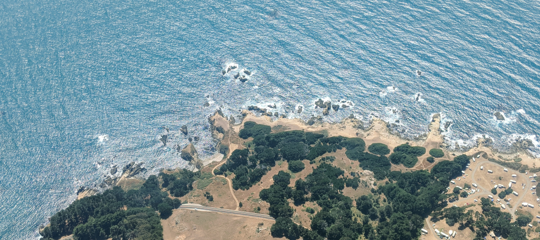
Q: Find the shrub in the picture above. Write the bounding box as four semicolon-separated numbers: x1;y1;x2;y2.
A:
429;149;444;158
288;160;305;173
427;157;435;163
368;143;390;155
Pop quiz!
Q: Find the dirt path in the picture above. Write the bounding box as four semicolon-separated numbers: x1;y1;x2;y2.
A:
212;160;240;211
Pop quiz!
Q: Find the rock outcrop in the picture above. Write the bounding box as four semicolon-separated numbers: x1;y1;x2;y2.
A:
121;162;146;179
181;143;199;162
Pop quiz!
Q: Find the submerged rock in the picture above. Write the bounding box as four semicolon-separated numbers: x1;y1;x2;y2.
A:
243;69;251;75
297;106;303;113
494;112;505;121
194;136;200;141
332;104;340;111
203;101;210;107
181;125;188;135
323;108;329;116
315;99;325;108
239;75;248;83
234;73;240;79
307;116;323;125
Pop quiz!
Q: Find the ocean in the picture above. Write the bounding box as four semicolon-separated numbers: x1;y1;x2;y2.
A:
0;0;539;238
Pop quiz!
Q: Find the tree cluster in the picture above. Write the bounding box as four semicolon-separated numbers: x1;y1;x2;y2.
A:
389;143;426;168
41;175;182;240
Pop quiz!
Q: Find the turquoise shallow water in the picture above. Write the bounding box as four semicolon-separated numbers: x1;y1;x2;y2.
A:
1;0;539;238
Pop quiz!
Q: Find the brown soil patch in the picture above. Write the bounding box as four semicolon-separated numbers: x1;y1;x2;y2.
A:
162;209;281;240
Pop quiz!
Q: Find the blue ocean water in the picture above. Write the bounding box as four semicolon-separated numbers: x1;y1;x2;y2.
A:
1;0;539;238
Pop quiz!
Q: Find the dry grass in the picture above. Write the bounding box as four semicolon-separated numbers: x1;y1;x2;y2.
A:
162;209;281;240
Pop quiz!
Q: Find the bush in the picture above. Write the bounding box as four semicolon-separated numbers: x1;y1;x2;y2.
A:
429;149;444;158
368;143;390;155
288;160;305;173
491;188;497;195
427;157;435;163
517;215;532;227
460;191;468;198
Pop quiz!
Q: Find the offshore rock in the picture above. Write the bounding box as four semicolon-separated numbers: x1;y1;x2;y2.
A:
239;75;248;83
494;112;505;121
181;125;188;135
307;116;323;125
160;134;167;146
297;106;303;113
244;69;251;75
332;104;340;111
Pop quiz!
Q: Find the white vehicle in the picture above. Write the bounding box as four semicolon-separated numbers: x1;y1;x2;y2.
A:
474;199;478;202
421;229;428;234
452;231;457;237
534;174;538;177
504;168;508;172
458;186;463;190
508;198;512;201
513;191;519;196
533;186;536;189
449;230;453;236
510;180;517;183
494;184;498;189
451;181;455;184
529;224;534;228
501;204;506;209
472;183;478;187
473;157;476;162
509;183;512;188
512;174;517;177
536;215;540;219
435;229;440;235
440;232;449;238
497;199;501;202
522;202;528;207
532;179;537;182
488;170;493;173
498;184;505;188
529;204;535;208
481;166;484;170
488;195;493;199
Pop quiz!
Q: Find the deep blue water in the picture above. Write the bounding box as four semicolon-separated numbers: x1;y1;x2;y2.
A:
1;0;540;238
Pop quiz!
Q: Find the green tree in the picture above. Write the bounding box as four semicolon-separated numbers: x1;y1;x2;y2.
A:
429;149;444;158
158;203;173;219
288;160;305;173
368;143;390;155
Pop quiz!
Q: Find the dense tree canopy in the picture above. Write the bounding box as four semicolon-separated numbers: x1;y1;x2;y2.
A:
40;174;184;240
368;143;390;156
429;148;445;158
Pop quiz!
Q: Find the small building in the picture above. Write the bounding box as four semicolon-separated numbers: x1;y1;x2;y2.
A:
488;170;493;173
513;191;519;196
421;228;428;234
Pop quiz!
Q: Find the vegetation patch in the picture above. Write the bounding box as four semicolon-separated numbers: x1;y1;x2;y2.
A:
429;148;444;158
389;143;426;168
368;143;390;156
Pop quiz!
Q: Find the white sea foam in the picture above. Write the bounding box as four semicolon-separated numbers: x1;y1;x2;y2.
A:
97;134;109;143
